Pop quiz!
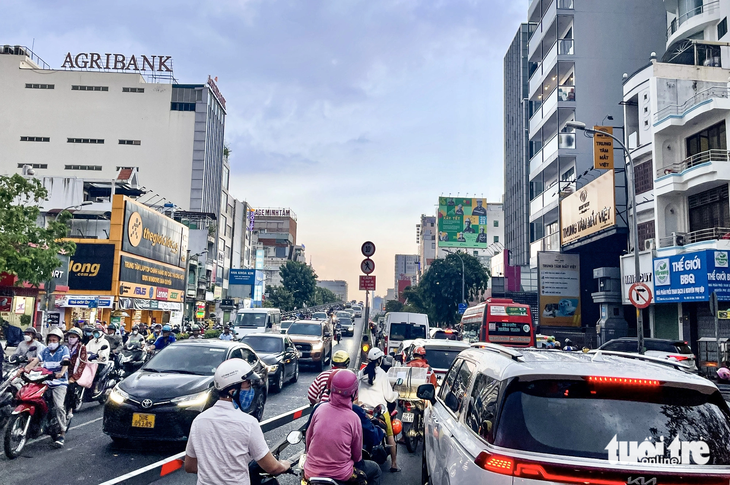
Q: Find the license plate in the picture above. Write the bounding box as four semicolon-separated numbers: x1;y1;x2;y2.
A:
402;412;414;423
132;413;155;428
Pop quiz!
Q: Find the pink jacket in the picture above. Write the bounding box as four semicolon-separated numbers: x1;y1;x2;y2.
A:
304;392;363;481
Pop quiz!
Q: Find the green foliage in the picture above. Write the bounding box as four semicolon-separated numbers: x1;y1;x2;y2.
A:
311;286;339;306
0;174;76;286
279;261;317;309
265;285;295;311
177;332;190;340
384;300;404;313
204;329;221;339
19;314;31;326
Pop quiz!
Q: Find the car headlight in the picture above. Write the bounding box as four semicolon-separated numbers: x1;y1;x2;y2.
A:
312;342;324;350
109;386;129;405
267;364;279;373
172;390;211;410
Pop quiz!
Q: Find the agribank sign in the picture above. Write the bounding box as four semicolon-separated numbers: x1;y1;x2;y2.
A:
61;53;172;72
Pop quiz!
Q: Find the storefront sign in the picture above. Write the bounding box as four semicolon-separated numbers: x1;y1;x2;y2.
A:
119;282;183;303
121;197;189;268
51;255;70;289
538;252;581;327
654;250;730;302
593;126;614;170
620;252;654;305
119;255;185;291
55;296;114;308
0;296;11;312
118;297;182;312
46;312;61;326
230;269;256;285
68;243;115;291
61;53;172;72
254;208;292;218
560;171;615;246
196;301;205;319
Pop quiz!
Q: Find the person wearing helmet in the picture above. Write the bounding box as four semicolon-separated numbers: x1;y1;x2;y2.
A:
105;323;122;355
87;325;111;362
358;347;400;472
12;326;45;361
305;370;382;485
147;323;163;343
189;325;204;340
150;324;176;351
64;327;88;420
184;359;290;484
81;325;95;345
307;349;351;405
126;325;145;348
219;326;234;341
22;327;71;448
407;346;429;368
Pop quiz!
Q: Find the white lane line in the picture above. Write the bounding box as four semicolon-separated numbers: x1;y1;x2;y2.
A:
27;416;103;445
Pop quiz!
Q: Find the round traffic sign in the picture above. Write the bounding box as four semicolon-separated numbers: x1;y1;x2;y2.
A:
629;282;653;309
361;241;376;258
361;258;375;275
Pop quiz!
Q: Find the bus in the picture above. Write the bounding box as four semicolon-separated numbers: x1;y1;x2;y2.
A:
460;298;534;347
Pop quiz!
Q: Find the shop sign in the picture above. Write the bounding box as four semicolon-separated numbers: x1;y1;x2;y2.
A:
46;312;61;326
538;252;581;327
51;255;70;289
254;208;291;218
196;301;206;319
119;282;183;303
560;171;616;246
55;296;114;308
14;297;27;314
654;250;730;303
214;286;222;300
119;255;185;291
121;197;189;268
0;296;11;312
207;75;226;109
230;269;256;285
118;297;182;312
61;53;172;72
68;243;115;291
593;126;614;170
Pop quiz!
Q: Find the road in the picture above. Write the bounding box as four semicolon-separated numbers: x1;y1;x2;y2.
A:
0;317;420;485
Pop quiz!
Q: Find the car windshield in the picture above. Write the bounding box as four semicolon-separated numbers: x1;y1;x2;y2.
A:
242;336;283;353
339;318;352;325
432;330;459;340
424;349;464;369
494;379;730;464
312;312;327;320
143;345;227;375
287;323;322;336
390;323;427;340
281;320;293;329
235;313;266;327
337;312;350;318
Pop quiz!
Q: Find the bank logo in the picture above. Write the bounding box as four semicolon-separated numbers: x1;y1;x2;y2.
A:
128;211;143;247
715;251;728;268
654;258;670;286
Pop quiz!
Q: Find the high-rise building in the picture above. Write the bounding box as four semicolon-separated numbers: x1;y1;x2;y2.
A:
252;208;301;288
394;254;419;298
417;215;437;274
317;280;348;302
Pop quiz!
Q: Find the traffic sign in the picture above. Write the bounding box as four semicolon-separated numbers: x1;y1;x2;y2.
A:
361;258;375;275
458;303;467;314
361;241;376;257
359;275;376;291
628;282;652;309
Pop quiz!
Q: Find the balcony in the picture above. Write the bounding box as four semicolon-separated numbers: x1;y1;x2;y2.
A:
529;133;575;176
658;227;730;249
654;85;729;125
657;149;729;177
655;149;730;197
529;39;575;97
666;0;720;41
529;183;560;217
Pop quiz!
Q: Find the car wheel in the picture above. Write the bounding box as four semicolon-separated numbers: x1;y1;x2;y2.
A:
273;367;284;393
253;392;266;422
290;362;299;383
316;358;324;372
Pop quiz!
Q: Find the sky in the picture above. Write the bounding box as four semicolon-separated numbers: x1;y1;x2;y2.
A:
2;0;525;301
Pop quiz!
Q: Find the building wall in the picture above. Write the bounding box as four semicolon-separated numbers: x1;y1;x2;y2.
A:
394;254;419;291
317;280;348;302
418;215;437;274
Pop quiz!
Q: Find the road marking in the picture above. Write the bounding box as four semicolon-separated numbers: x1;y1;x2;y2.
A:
27;416;103;445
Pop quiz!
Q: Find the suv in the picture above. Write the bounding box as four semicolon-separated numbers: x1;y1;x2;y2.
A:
286;319;332;371
419;344;730;485
597;337;697;371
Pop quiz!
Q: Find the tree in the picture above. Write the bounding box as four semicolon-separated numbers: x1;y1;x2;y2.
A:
279;261;317;309
0;174;75;286
418;253;489;326
265;285;295;311
311;286;339;306
385;300;404;313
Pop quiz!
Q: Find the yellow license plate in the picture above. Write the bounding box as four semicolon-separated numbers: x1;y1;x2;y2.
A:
132;413;155;428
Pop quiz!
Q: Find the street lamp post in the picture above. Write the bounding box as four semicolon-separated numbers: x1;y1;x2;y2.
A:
566;121;644;354
443;249;465;304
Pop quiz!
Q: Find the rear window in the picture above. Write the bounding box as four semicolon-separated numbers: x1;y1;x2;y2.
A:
432;330;460;340
424;349;463;369
235;313;266;327
494;379;730;464
390;323;427;340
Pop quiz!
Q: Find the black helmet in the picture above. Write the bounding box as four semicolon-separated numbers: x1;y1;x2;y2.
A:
23;327;38;338
82;325;94;334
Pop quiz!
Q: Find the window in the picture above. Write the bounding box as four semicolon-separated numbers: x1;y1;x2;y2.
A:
686;121;726;157
65;165;102;171
122;87;144;93
71;85;108;91
689;185;730;232
719;17;728;40
493;220;499;227
438;359;462;403
466;373;501;442
25;83;54;89
67;138;104;144
229;347;258;366
16;163;47;169
20;136;49;142
493;236;499;243
118;140;141;145
171;102;196;111
634;160;653;195
116;166;138;171
637;220;655;250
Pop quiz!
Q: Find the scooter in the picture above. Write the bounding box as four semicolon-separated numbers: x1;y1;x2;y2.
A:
70;345;116;409
116;342;147;379
335;327;342;345
4;365;69;459
361;404;399;465
399;398;424;453
0;355;29;430
249;427;304;485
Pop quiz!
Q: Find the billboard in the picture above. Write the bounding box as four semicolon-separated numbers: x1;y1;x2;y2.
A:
560;171;615;246
538;252;581;327
68;243;115;291
230;269;256;285
437;197;488;248
654;250;730;302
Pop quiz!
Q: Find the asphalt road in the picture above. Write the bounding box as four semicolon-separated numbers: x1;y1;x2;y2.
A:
0;318;421;485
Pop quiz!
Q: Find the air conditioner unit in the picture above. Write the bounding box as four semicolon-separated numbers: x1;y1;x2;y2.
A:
644;238;656;250
672;232;685;246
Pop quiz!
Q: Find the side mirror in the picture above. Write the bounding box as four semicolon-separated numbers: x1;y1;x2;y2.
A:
417;383;436;404
287;430;303;445
373;404;385;418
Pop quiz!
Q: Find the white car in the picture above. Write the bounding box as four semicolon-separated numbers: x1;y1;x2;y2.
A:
420;344;730;485
403;338;469;383
596;337;698;371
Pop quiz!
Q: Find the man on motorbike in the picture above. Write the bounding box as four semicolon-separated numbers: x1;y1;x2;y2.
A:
105;323;123;356
149;324;176;351
219;326;234;341
185;359;290;484
21;328;70;448
305;370;382;485
64;327;87;420
189;325;204;340
308;350;351;404
147;324;162;343
81;325;95;345
86;325;111;362
125;325;145;347
12;327;46;361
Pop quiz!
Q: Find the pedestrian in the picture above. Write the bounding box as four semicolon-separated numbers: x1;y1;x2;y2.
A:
184;359;290;484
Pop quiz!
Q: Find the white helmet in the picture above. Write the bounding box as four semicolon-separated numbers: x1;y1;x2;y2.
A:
47;327;64;341
367;347;384;361
214;359;257;391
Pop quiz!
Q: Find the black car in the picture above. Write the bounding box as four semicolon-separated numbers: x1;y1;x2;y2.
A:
241;334;299;392
338;317;354;337
103;340;268;442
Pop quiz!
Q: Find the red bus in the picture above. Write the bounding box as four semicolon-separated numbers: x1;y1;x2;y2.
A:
460;298;534;347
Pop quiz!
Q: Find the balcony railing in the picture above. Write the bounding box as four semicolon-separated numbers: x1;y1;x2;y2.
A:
558;85;575;102
557;39;574;55
658;227;730;248
656;149;730;178
557;0;574;8
667;0;720;38
654;85;728;123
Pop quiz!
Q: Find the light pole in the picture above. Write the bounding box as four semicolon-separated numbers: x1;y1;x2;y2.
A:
443;249;465;305
566;121;644;354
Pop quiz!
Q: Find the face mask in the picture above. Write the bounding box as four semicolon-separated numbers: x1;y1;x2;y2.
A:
132;330;138;335
68;337;79;345
23;335;32;342
93;332;101;339
233;387;255;411
47;342;59;351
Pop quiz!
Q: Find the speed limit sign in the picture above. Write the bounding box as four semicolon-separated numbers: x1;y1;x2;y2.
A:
361;241;376;257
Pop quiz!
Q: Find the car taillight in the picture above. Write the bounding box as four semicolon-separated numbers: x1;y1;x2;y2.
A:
474;452;513;474
667;354;690;361
585;376;661;386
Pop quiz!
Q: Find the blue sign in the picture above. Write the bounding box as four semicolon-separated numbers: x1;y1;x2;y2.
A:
229;269;256;285
653;250;730;303
458;303;468;314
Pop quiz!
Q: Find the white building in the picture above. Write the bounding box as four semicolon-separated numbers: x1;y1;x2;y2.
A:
417;215;437;274
317;280;348;302
394;254;420;293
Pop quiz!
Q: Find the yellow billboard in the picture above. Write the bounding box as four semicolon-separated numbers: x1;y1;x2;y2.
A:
560;171;615;246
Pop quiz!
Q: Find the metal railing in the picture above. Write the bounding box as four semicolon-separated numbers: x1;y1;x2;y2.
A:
656;149;730;177
658;227;730;248
654;85;728;123
667;0;720;38
557;38;574;55
1;44;50;69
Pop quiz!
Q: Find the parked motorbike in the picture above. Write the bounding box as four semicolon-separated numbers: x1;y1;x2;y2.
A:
116;342;147;379
4;364;70;458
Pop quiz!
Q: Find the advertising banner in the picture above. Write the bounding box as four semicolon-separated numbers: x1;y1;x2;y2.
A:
560;171;615;246
654;250;730;302
118;297;183;312
230;268;256;285
593;126;614;170
437;197;489;248
67;243;115;291
119;255;185;291
54;296;114;308
121;197;189;268
538;252;581;327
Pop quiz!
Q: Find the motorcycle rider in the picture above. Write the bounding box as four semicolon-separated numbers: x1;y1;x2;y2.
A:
64;327;87;420
147;323;162;343
12;327;46;361
358;347;400;472
305;370;382;485
86;325;111;362
189;325;204;340
406;346;438;386
81;325;95;345
105;323;123;356
219;326;234;341
184;359;291;484
21;328;70;448
149;324;176;351
308;350;351;405
563;338;578;351
125;325;145;347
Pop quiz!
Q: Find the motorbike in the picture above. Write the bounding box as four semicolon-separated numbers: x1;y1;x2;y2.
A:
399;398;424;453
361;403;398;465
4;364;70;458
335;327;342;344
115;342;147;379
69;345;116;409
0;355;28;431
250;426;304;485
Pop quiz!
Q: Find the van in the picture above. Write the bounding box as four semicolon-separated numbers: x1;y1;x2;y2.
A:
383;312;430;356
232;308;281;339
